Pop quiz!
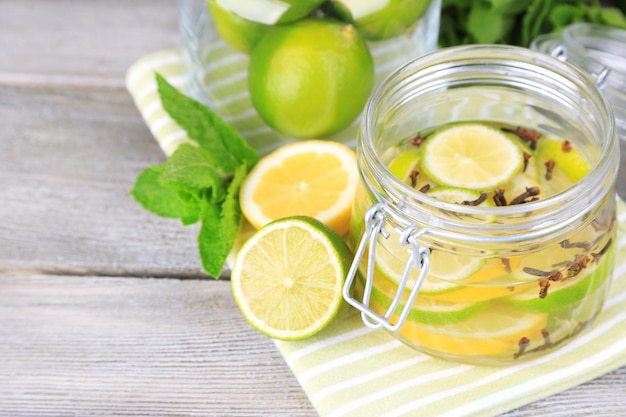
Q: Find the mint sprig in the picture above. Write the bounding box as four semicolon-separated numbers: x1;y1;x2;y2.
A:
131;74;258;278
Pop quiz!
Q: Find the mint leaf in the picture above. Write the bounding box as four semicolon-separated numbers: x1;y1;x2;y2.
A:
131;165;189;219
159;143;229;202
132;74;259;278
198;164;249;278
175;189;210;226
156;73;258;172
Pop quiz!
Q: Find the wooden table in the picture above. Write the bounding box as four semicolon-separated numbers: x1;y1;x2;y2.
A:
1;1;625;415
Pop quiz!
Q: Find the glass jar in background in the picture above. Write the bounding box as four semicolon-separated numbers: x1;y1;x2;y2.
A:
178;0;441;155
343;45;619;365
531;23;626;200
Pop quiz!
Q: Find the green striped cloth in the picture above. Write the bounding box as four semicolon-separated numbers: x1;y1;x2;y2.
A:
126;49;626;417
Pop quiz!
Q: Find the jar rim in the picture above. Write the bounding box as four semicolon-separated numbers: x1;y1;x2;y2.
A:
359;44;618;240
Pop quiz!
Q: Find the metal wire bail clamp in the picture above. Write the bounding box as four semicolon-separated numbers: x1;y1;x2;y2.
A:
342;202;431;332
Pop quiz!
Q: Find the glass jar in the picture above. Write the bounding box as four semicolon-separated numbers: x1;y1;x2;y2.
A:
531;23;626;199
178;0;441;156
343;45;619;365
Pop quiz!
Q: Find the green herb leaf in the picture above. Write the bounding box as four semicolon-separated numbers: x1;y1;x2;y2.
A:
131;74;259;278
131;165;189;219
159;143;229;202
467;2;516;44
439;0;626;47
156;73;258;172
198;164;249;278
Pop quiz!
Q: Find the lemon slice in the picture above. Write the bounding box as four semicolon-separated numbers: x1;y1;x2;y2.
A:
231;216;351;341
421;124;524;191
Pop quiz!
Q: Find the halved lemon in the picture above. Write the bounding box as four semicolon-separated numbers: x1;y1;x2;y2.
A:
231;216;351;340
239;140;359;236
421;124;524;191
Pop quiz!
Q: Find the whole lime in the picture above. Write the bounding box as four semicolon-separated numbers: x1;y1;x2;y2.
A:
248;19;375;139
208;0;268;53
326;0;432;40
213;0;325;25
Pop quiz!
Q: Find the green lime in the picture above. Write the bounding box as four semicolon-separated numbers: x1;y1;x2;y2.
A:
214;0;325;25
536;137;591;183
388;149;420;182
421;124;524;191
326;0;432;40
248;18;375;138
208;0;268;53
231;216;352;341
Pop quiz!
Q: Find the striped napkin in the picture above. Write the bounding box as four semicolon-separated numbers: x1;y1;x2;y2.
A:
126;49;626;417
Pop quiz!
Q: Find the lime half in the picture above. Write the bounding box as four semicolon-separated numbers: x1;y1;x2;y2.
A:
231;216;351;341
421;124;524;191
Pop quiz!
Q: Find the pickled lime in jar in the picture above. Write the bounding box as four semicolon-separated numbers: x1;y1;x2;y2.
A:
344;46;619;365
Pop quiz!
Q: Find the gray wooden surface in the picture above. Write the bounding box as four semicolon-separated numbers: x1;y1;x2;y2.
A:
1;1;625;416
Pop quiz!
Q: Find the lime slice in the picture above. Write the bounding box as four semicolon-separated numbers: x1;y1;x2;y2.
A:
374;229;484;295
364;281;491;325
536;137;590;183
426;186;493;207
503;243;613;313
388;149;420;182
421;124;524;191
231;216;351;341
398;301;548;357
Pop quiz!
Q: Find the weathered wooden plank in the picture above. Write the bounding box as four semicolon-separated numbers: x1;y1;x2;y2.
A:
0;275;317;416
1;275;625;417
0;0;181;88
0;84;208;277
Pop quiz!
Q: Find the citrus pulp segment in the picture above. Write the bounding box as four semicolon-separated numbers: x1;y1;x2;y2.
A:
231;216;351;341
248;18;374;138
421;124;524;190
239;140;359;236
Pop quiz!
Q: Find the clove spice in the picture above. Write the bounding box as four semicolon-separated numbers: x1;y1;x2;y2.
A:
509;186;541;205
